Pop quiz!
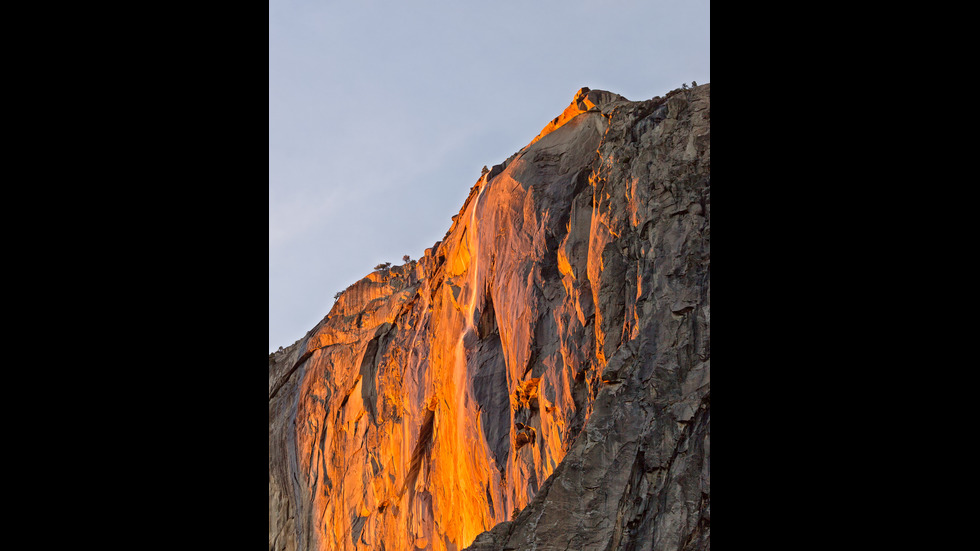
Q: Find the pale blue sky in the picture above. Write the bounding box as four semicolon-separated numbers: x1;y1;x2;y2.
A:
270;0;710;352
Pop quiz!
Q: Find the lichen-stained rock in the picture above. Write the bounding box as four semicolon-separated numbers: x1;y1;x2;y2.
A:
270;83;710;551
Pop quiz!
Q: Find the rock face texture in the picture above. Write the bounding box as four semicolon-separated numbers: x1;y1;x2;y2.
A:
270;84;710;551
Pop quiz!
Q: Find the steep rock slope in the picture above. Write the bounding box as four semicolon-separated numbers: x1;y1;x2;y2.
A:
270;84;710;551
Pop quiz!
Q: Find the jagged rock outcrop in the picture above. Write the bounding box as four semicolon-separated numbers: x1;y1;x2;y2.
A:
270;83;710;551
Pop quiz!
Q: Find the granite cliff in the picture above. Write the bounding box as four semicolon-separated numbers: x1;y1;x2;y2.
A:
270;83;710;551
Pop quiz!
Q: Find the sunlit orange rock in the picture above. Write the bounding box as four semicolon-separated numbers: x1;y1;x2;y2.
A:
270;83;710;551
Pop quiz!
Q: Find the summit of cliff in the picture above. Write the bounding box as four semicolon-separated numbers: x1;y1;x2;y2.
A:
527;87;628;145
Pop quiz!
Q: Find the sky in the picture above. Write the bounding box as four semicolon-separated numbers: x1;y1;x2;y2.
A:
270;0;710;352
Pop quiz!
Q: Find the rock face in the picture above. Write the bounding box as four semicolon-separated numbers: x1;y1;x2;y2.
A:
270;84;710;551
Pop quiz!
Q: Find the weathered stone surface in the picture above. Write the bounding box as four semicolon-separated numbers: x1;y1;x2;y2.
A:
270;83;710;551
